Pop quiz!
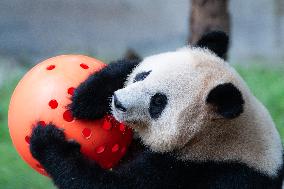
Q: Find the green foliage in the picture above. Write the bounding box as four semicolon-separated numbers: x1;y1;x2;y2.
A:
0;64;283;188
236;64;284;140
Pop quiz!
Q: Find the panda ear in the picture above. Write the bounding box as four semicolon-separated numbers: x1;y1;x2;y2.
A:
195;31;229;59
206;83;245;119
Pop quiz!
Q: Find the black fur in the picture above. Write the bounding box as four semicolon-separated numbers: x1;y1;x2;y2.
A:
195;31;229;59
133;70;151;83
149;93;168;119
69;59;140;120
30;124;283;189
113;93;127;112
206;83;245;119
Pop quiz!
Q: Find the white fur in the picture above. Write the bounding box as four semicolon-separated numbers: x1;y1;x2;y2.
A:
112;47;283;177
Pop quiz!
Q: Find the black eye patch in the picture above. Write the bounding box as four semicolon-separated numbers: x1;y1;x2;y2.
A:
149;93;168;119
133;70;151;83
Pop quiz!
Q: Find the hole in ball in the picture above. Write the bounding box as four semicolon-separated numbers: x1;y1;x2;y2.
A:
38;121;46;126
82;128;92;139
46;65;56;70
80;63;89;69
96;145;105;154
48;99;58;109
63;110;74;122
102;121;112;130
111;144;120;153
25;136;30;144
67;87;75;96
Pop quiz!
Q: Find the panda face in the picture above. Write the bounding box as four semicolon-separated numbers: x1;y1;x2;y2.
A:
111;48;244;152
111;49;198;152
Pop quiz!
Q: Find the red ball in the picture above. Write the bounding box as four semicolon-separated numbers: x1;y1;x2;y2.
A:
8;55;133;176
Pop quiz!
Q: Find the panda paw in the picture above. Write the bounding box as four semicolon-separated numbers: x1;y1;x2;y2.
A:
69;73;111;120
30;124;81;162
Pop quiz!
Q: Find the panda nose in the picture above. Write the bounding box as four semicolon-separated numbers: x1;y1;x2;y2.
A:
113;94;127;112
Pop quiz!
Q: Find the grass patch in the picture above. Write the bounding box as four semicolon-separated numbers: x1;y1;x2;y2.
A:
0;77;55;189
0;64;283;188
236;65;284;139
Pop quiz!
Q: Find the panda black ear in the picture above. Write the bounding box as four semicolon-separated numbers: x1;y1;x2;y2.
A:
195;31;229;59
206;83;245;119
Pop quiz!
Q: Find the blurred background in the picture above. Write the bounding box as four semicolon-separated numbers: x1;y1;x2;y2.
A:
0;0;283;188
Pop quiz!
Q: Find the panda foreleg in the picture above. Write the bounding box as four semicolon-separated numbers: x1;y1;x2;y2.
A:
30;124;187;189
30;124;131;189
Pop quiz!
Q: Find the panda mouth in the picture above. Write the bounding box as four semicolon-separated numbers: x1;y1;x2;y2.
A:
124;120;147;130
126;120;139;125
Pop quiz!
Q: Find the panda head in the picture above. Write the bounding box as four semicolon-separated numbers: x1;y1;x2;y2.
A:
71;31;282;175
111;32;246;152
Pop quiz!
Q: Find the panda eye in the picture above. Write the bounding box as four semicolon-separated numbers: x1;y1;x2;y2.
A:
149;93;168;119
133;70;151;83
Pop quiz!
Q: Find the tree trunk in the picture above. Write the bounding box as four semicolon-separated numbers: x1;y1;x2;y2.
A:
274;0;284;47
189;0;230;45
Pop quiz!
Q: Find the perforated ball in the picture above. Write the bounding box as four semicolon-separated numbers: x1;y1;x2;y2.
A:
8;55;133;176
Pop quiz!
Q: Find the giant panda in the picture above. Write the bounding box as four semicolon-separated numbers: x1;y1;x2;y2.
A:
29;31;284;189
